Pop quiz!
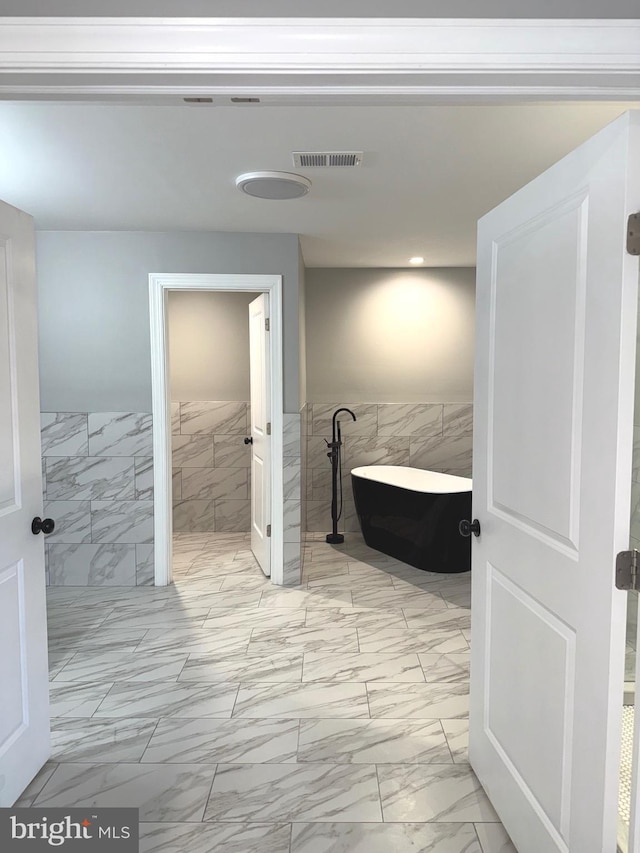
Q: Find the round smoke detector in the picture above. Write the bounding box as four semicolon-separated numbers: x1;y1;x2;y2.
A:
235;171;311;200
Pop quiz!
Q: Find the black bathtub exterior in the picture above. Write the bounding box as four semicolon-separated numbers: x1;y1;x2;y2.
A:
351;472;471;573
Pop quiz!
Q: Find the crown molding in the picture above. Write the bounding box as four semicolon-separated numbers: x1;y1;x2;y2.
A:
0;18;639;98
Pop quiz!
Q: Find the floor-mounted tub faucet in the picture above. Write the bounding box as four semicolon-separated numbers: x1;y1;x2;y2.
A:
326;407;357;544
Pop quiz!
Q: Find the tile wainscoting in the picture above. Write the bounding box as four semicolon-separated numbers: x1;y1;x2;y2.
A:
41;407;304;586
171;401;251;534
41;412;154;586
304;403;473;533
300;404;310;574
170;403;303;584
283;412;303;585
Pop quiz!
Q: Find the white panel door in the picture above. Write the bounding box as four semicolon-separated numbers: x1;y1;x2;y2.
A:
0;200;50;805
249;293;271;577
471;112;640;853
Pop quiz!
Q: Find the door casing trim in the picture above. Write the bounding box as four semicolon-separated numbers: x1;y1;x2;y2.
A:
148;273;284;586
1;17;640;100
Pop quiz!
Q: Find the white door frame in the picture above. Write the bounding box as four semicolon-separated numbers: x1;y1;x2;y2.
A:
0;18;639;102
148;273;284;586
5;10;640;831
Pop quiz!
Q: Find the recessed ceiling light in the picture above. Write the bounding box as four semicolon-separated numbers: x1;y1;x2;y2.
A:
409;257;425;265
235;171;311;200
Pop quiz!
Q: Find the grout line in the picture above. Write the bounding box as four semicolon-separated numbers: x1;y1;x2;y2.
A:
88;681;117;719
137;718;161;764
229;682;242;719
400;608;410;630
200;763;220;823
294;719;302;765
439;718;456;764
374;762;385;823
27;763;62;809
175;653;191;680
364;680;373;720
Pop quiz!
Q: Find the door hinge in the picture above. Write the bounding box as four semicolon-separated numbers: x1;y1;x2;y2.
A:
265;318;270;331
266;524;271;537
628;213;640;256
266;422;271;435
616;549;640;591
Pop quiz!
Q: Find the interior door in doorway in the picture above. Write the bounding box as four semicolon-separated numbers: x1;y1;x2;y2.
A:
248;293;271;577
0;199;50;805
470;112;640;853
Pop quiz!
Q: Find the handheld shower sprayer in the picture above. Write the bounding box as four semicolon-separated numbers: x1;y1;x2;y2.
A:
326;407;357;544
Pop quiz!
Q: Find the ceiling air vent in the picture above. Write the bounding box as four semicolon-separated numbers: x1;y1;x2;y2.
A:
292;151;363;168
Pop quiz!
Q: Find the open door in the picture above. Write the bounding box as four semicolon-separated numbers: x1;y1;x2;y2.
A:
0;200;50;805
248;293;271;577
470;112;640;852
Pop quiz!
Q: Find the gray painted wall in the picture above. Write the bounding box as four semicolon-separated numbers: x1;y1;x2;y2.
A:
298;244;307;409
10;1;638;17
168;290;254;402
36;231;301;413
305;267;475;403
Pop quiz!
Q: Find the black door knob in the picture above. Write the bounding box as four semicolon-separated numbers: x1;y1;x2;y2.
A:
244;436;253;445
32;517;55;535
459;518;481;538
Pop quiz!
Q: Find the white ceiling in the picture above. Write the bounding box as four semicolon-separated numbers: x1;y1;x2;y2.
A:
0;101;636;267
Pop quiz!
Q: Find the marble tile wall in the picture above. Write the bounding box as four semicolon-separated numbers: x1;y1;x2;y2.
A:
172;402;302;583
41;412;154;586
283;412;303;585
172;402;250;533
42;406;302;586
304;403;473;533
300;404;310;573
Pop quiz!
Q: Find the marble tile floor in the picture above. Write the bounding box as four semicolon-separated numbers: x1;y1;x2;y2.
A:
21;531;517;852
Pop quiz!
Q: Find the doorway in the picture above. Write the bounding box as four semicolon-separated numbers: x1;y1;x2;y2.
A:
148;273;285;585
168;288;267;587
3;15;640;848
0;101;636;852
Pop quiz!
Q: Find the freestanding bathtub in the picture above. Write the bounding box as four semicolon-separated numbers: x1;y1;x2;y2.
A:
351;465;472;573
